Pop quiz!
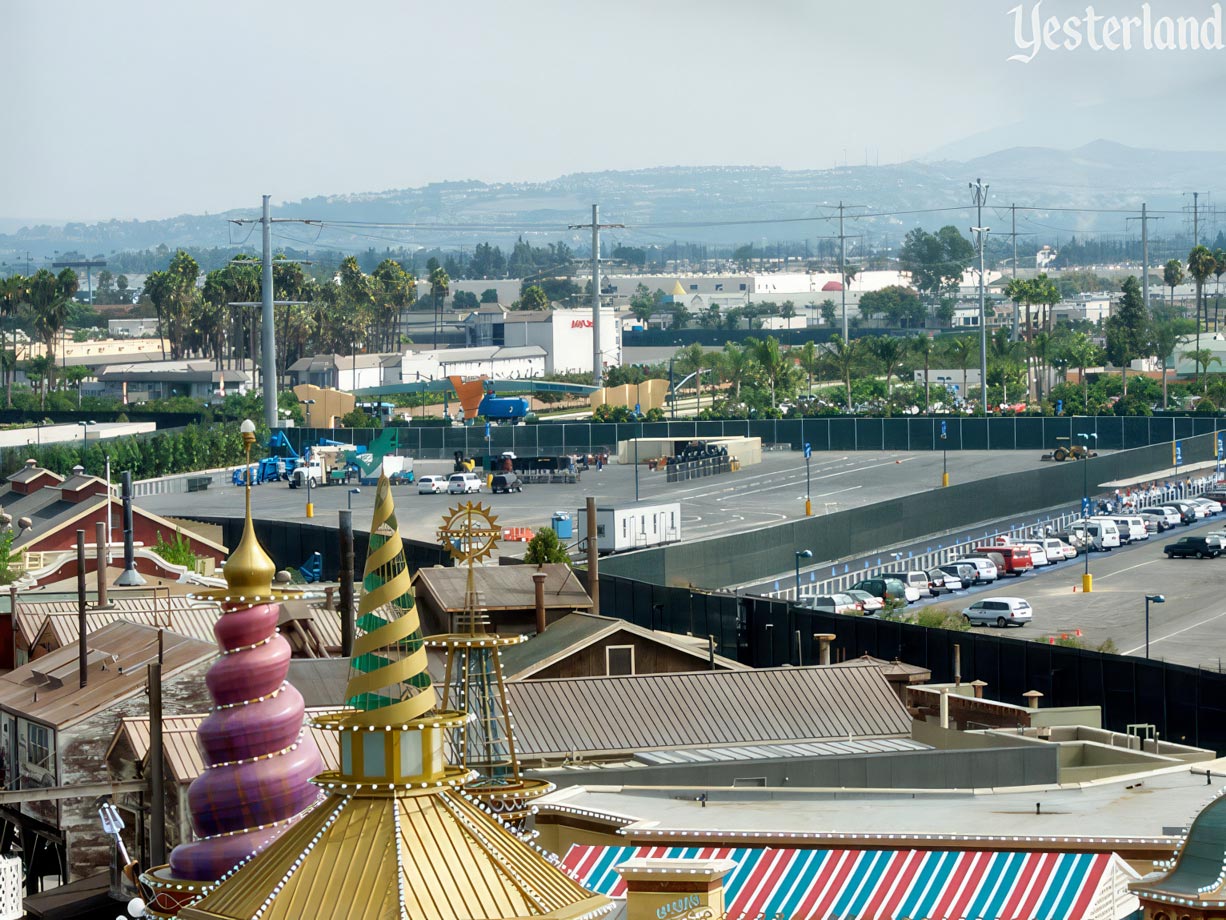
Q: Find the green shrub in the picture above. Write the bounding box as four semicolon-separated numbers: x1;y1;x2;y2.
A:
152;529;198;569
913;606;972;631
524;527;571;565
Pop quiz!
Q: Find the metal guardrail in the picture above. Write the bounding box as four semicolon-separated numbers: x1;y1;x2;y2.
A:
131;466;233;497
763;479;1214;603
664;456;736;483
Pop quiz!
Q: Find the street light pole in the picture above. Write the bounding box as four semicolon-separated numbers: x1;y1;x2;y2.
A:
1144;594;1165;658
1078;431;1098;593
794;548;813;599
348;487;360;511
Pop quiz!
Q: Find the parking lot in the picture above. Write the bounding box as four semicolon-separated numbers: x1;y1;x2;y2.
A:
138;449;1049;551
908;516;1226;671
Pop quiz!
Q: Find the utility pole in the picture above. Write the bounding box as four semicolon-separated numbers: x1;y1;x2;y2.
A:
839;202;847;341
970;179;990;417
228;197;318;429
1128;204;1163;312
1011;204;1018;340
569;205;624;386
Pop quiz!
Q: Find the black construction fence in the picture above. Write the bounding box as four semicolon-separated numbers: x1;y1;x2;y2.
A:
273;415;1226;460
597;572;1226;753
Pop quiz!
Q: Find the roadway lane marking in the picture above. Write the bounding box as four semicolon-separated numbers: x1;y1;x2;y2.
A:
1122;608;1226;655
1092;559;1161;580
816;486;863;498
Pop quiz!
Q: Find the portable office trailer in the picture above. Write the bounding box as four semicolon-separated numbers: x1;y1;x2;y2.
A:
577;502;682;553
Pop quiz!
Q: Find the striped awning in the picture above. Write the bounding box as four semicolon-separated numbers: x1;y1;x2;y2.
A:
561;845;1117;920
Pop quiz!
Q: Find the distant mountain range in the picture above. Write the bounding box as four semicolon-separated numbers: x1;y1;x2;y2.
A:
3;141;1222;258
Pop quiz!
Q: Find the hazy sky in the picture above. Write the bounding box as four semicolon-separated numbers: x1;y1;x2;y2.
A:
4;0;1223;222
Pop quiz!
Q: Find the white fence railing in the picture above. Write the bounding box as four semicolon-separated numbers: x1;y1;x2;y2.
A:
763;476;1218;603
131;466;234;498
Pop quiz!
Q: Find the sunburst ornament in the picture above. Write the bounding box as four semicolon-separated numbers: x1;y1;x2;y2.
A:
437;501;501;564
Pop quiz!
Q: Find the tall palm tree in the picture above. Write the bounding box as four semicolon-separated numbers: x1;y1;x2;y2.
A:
751;336;790;408
720;341;755;401
1149;310;1196;409
988;328;1023;404
795;340;819;394
868;335;905;397
25;354;54;411
909;333;934;410
1060;331;1103;410
429;266;450;350
27;268;76;393
822;335;859;411
1188;245;1216;360
1213;248;1226;331
0;275;27;407
1030;331;1052;402
946;335;976;406
1164;258;1185;315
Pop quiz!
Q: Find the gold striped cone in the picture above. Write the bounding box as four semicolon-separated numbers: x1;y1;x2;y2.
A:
344;473;435;726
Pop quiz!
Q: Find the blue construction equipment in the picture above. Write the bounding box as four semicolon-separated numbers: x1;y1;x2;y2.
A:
478;394;531;421
298;551;323;583
232;431;299;485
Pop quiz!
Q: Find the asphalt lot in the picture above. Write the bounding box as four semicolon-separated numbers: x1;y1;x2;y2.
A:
139;449;1052;551
907;516;1226;671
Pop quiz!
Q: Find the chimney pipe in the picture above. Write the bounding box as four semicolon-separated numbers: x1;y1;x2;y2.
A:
94;520;109;609
338;510;355;657
953;643;961;687
708;635;716;669
148;661;166;865
971;679;987;699
585;497;599;613
814;632;835;666
77;530;87;689
115;471;145;586
939;688;950;729
532;571;547;635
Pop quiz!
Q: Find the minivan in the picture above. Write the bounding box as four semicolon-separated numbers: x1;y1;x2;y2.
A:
1105;516;1148;543
954;556;999;584
447;472;482;494
1068;520;1121;551
881;570;934;599
1139;507;1180;530
1163;501;1203;523
938;562;979;589
1011;542;1050;566
962;596;1033;628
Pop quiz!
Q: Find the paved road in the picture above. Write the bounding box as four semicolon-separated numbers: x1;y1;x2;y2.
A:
139;450;1053;551
907;516;1226;671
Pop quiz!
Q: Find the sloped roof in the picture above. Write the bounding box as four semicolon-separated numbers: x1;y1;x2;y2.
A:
178;788;610;920
1132;793;1226;908
0;622;214;729
25;596;223;648
507;663;911;759
8;464;63;486
412;563;591;614
564;845;1131;920
498;613;745;680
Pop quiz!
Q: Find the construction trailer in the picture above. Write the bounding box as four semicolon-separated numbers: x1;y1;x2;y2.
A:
576;502;682;554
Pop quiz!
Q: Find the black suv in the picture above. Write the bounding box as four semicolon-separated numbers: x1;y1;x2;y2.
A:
1164;536;1220;559
491;472;523;494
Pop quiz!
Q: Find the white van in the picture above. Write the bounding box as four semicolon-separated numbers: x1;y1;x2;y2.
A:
955;556;999;583
1069;520;1121;551
883;571;935;599
1108;516;1148;543
1041;536;1074;561
447;472;482;494
1013;542;1050;566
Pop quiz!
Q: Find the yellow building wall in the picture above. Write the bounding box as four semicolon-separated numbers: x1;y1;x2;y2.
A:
590;379;669;412
293;384;356;427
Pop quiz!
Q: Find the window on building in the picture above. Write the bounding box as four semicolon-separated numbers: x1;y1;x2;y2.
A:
715;283;724;292
597;524;606;537
739;283;747;291
605;645;635;676
689;284;698;292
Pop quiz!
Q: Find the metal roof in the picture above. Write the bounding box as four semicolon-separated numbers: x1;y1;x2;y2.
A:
498;613;745;680
506;663;912;759
412;563;592;614
178;788;611;920
109;708;340;784
0;622;214;729
633;737;929;766
562;845;1135;920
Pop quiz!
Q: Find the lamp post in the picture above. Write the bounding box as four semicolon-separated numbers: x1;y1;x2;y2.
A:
1144;594;1165;658
78;419;94;449
347;487;360;510
794;548;813;599
940;419;949;488
299;398;315;428
1078;431;1098;593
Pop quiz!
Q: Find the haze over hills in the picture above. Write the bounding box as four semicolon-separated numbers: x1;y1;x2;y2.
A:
3;141;1223;259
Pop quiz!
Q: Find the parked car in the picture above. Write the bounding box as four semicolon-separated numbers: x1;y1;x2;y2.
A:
447;472;483;494
1139;507;1180;530
925;569;949;593
417;475;448;494
850;577;918;604
880;570;934;598
1190;496;1223;516
1067;520;1121;551
954;557;999;584
962;596;1033;628
846;589;884;615
491;472;523;494
1108;516;1149;543
938;562;978;589
1040;536;1075;560
1164;536;1221;559
1012;542;1050;566
1161;501;1202;523
1205;533;1226;553
801;593;862;614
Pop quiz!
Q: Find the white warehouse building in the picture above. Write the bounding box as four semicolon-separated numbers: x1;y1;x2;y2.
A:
465;306;620;375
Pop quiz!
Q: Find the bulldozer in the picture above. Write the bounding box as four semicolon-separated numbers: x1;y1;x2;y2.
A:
1041;437;1098;462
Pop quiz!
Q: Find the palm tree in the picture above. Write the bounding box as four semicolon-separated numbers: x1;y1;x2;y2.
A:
988;328;1023;404
795;341;819;394
1029;332;1053;402
1213;248;1226;331
1188;245;1216;359
25;354;54;410
1182;347;1221;391
868;336;905;396
720;341;755;401
909;333;934;410
428;266;450;350
1150;310;1196;409
0;275;27;408
946;335;976;406
1060;332;1103;410
751;336;790;408
1003;277;1032;342
1164;258;1185;314
26;268;75;393
822;335;859;411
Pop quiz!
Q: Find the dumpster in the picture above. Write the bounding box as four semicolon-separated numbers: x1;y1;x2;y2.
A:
551;512;573;539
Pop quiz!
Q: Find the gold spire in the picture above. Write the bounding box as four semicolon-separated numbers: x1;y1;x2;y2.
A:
342;472;436;726
195;420;302;603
